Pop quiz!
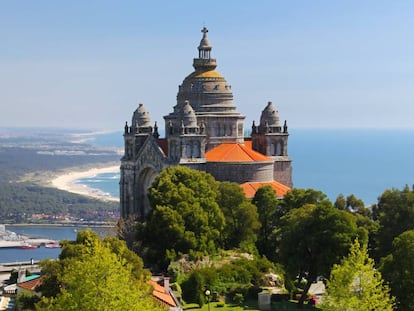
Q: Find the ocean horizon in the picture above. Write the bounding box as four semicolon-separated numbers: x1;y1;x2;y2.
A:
80;128;414;207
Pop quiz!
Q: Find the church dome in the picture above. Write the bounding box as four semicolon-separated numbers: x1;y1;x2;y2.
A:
260;101;280;128
132;103;151;128
175;27;236;114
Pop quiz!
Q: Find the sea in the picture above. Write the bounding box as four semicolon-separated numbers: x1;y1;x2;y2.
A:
82;128;414;207
0;226;114;263
2;128;414;262
74;172;119;198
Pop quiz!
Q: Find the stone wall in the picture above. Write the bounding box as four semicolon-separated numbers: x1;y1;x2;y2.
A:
206;161;274;183
273;159;293;188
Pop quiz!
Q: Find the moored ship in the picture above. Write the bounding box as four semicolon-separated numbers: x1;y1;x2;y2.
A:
16;242;39;249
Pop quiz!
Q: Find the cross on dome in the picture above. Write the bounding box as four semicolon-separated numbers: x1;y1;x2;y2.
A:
198;26;212;59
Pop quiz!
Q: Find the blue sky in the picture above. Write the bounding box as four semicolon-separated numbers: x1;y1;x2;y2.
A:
1;1;413;130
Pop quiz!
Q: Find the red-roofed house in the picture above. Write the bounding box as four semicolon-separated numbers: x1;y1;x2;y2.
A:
150;277;182;311
120;28;292;219
17;276;43;295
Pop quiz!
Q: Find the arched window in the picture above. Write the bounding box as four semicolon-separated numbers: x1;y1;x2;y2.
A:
186;143;192;158
170;141;179;160
192;142;200;158
227;124;232;136
276;141;283;156
270;142;276;156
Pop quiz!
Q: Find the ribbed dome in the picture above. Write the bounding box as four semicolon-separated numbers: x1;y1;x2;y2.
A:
132;103;151;128
260;101;280;127
181;101;197;127
175;28;237;113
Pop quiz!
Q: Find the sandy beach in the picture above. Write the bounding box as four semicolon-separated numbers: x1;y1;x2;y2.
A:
51;166;120;202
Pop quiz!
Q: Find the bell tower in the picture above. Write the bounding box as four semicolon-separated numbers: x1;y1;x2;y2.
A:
251;101;292;187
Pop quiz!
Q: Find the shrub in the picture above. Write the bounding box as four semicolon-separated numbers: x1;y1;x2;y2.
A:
233;293;244;304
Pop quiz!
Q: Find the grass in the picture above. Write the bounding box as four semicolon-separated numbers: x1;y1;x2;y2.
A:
183;300;321;310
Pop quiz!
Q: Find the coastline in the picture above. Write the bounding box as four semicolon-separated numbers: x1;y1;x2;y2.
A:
50;165;120;202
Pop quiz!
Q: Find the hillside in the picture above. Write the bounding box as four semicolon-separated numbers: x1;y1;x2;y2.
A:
0;128;122;223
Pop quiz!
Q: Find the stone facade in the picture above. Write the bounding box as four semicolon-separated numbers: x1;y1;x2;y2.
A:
120;28;292;220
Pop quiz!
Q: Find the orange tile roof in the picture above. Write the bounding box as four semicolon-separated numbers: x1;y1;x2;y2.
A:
240;181;291;199
244;139;252;149
149;279;177;307
205;143;271;162
17;276;43;291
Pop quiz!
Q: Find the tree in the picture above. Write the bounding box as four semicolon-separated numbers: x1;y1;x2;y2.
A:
252;186;280;260
181;269;210;307
116;215;141;253
372;185;414;260
217;182;260;250
334;194;347;210
334;194;376;252
320;239;394;311
380;229;414;311
278;200;363;306
37;230;162;311
139;205;187;269
281;188;330;212
139;166;225;269
335;194;368;216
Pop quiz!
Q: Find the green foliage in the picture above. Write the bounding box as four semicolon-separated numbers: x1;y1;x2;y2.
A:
380;229;414;311
180;256;280;305
0;182;118;222
334;194;347;210
17;293;41;310
116;215;141;253
140;166;264;270
218;182;260;251
37;230;163;311
170;282;183;298
181;269;210;307
138;204;188;269
252;186;280;261
232;293;244;304
372;185;414;260
218;257;279;289
320;239;394;311
278;200;362;305
0;144;119;223
281;188;330;212
37;259;63;298
335;194;370;217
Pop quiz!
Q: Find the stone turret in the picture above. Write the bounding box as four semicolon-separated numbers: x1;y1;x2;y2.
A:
259;101;282;133
251;101;292;187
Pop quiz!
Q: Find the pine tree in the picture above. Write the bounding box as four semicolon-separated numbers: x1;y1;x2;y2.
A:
320;239;394;311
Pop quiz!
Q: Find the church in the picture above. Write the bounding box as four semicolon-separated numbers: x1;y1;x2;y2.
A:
120;28;292;220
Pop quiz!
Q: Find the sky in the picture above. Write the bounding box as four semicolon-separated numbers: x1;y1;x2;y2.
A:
1;1;414;130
